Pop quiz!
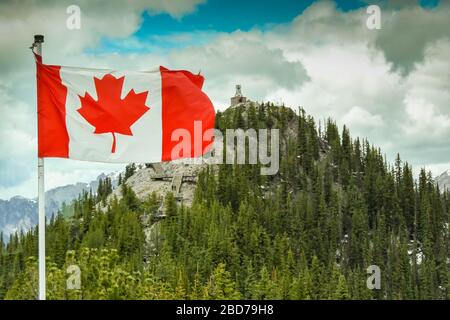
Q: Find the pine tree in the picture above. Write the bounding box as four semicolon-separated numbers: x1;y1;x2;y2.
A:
2;103;449;301
204;263;240;299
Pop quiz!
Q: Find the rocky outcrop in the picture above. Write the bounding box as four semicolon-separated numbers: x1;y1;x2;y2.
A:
109;161;207;207
436;170;450;191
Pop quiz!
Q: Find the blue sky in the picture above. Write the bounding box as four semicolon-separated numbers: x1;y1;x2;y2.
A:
135;0;438;36
135;0;365;35
94;0;368;53
92;0;440;54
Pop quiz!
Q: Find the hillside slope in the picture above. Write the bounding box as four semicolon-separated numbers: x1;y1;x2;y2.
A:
0;172;119;242
1;102;449;300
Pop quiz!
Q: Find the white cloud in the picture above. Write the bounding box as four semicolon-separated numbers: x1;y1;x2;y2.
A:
0;0;204;199
262;1;450;171
373;1;450;75
1;0;450;198
403;96;450;136
0;0;205;75
342;106;383;129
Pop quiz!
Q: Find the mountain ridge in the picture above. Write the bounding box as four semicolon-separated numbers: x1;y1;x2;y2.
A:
436;170;450;191
0;171;120;241
1;101;449;299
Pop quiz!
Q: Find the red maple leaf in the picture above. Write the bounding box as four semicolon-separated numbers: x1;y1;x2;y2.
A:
77;74;150;153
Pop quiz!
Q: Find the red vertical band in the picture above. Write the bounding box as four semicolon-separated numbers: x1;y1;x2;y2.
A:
160;66;216;161
36;54;69;158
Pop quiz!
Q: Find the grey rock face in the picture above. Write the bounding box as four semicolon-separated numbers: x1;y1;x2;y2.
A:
109;161;206;207
0;196;37;241
0;172;120;242
436;170;450;191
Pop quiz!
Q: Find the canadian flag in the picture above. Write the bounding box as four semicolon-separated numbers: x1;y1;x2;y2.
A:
35;54;215;163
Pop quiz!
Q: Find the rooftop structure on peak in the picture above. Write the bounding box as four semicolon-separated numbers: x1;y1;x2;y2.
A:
230;84;247;106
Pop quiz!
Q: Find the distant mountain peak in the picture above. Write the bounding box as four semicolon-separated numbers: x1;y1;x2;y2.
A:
10;195;30;201
436;170;450;191
1;170;120;241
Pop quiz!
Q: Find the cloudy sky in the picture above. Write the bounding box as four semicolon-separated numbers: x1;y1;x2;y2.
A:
0;0;449;199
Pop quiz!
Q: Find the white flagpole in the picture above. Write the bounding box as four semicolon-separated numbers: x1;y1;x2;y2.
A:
33;34;46;301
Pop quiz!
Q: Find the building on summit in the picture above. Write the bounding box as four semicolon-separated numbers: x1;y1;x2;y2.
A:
230;85;247;106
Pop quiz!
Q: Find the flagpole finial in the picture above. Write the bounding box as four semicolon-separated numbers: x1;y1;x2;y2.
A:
34;34;44;43
30;35;44;50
